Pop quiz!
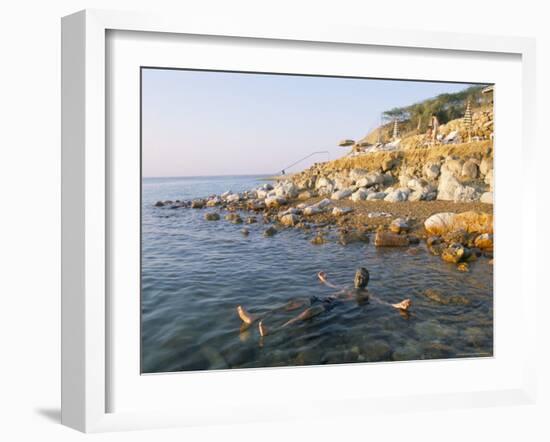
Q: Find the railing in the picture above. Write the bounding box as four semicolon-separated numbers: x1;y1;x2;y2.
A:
278;151;330;175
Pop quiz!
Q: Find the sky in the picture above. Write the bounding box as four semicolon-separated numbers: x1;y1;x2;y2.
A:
142;69;478;177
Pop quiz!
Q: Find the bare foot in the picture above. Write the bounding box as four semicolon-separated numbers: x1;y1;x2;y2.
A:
237;305;255;325
392;299;412;311
258;320;268;337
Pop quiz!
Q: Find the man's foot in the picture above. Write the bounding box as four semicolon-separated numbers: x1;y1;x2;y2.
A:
258;320;268;337
237;305;255;325
392;299;412;311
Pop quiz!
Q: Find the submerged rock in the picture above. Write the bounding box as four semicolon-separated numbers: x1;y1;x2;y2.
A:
374;231;409;247
441;243;470;263
310;233;326;245
154;201;165;207
474;233;493;250
191;199;205;209
264;226;278;237
204;212;220;221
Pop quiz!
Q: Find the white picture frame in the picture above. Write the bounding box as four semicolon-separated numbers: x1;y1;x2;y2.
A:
61;9;537;433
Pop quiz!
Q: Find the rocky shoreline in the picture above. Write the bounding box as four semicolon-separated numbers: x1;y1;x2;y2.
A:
153;142;494;273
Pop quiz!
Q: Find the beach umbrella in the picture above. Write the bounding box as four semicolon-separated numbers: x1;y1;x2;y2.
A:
392;119;399;140
464;100;472;142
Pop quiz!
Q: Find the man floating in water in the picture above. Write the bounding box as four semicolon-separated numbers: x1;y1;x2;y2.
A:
236;267;412;336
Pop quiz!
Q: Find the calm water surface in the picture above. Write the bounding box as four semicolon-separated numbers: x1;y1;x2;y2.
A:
141;175;493;373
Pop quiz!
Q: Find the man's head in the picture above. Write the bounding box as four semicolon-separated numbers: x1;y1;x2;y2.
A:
354;267;370;289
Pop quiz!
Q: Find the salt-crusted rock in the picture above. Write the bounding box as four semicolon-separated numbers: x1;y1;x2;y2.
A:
206;196;222;207
424;212;457;235
191;199;206;209
334;176;353;190
480;191;493;204
315;177;334;191
425;211;493;236
275;181;298;199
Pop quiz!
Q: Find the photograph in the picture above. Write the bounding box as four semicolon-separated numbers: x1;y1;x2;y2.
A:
140;68;494;373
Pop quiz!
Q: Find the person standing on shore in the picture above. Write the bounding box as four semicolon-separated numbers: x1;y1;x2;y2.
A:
430;113;440;146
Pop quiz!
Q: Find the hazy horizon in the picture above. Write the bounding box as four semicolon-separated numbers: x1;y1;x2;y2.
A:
142;69;479;178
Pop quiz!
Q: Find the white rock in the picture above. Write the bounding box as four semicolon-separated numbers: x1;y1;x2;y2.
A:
303;206;322;216
453;185;480;202
315;198;332;209
441;158;463;176
384;188;410;202
332;207;353;216
265;196;287;208
366;192;387;200
331;189;353;200
351;188;369;202
423;163;441;180
437;170;461;201
226;193;241;203
315;177;333;190
349;169;369;181
480;191;493;204
256;189;268;199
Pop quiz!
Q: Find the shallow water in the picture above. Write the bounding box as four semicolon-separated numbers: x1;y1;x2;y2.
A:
141;175;493;373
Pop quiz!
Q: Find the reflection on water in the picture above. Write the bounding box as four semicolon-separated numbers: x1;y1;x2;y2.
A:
141;176;493;373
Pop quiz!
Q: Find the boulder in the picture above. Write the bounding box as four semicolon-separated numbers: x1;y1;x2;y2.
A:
442;158;463;176
275;181;298;199
298;190;316;200
154;201;164;207
423;163;441;180
356;172;384;187
474;233;493;250
389;218;409;234
315;177;334;191
225;193;241;203
279;213;299;227
331;189;353;200
453;185;480;203
425;211;493;235
366;192;387;200
485;169;494;191
351;188;369;202
332;207;353;217
437;170;461;201
265;196;287;209
381;158;398;172
303;206;322;216
191;199;205;209
334;175;353;190
206;197;222;207
479;156;493;176
384;188;409;202
461;159;479;179
441;243;470;264
316;198;332;209
480;191;493;204
374;231;409;247
424;212;457;235
349;169;369;181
